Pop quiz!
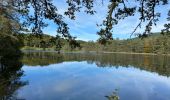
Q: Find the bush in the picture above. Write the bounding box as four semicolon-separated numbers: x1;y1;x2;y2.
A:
0;34;23;57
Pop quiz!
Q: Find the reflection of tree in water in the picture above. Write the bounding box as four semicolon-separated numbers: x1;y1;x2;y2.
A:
22;51;64;66
0;56;27;100
22;52;170;76
105;89;119;100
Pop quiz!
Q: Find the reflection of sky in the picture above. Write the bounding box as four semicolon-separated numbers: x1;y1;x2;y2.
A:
18;61;170;100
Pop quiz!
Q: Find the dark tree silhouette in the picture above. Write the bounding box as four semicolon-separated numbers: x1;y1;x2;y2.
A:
55;35;62;53
40;40;46;50
0;56;27;100
0;0;169;44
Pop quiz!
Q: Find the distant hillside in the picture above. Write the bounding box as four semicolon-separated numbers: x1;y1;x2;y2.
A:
17;32;170;54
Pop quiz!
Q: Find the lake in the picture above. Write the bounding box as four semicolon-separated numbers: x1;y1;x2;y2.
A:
0;51;170;100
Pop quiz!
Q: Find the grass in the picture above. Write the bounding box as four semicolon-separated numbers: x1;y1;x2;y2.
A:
21;46;170;56
21;46;54;51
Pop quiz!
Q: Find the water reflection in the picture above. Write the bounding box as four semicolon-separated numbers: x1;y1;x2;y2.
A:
105;89;119;100
17;51;170;100
22;52;170;77
0;56;27;100
19;61;170;100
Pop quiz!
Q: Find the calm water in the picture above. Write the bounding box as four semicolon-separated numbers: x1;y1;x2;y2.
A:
0;52;170;100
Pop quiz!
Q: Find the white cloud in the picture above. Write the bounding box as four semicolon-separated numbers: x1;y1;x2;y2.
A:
43;0;170;41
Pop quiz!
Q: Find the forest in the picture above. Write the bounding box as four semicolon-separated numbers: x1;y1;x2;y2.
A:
19;32;170;54
1;0;170;57
22;52;170;76
0;1;170;100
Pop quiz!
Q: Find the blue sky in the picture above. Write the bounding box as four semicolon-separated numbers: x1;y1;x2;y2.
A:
43;0;170;41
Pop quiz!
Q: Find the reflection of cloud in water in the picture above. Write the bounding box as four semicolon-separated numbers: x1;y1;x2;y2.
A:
54;79;78;92
17;61;170;100
22;52;170;77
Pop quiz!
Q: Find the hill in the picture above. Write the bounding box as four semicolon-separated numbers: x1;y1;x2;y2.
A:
18;33;170;54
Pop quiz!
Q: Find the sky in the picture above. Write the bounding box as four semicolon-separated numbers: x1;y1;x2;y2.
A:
43;0;170;41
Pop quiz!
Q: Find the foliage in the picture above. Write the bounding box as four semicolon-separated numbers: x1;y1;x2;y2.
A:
105;90;119;100
22;52;170;77
19;32;170;54
0;34;23;57
0;10;23;57
0;55;27;100
0;0;170;57
19;33;82;51
0;0;170;44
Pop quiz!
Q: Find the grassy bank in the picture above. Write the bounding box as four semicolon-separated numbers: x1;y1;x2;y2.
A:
21;47;170;56
103;51;170;56
21;46;55;51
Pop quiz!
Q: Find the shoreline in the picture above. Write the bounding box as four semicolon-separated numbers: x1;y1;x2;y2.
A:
103;51;170;56
21;50;170;56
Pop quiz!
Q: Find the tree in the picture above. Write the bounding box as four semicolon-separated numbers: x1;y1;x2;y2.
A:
143;39;152;53
40;40;46;50
0;0;169;44
0;56;27;100
0;7;23;57
55;35;62;54
49;37;56;47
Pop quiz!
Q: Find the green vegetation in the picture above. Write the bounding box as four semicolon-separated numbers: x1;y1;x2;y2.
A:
1;0;170;45
19;33;170;54
18;33;81;52
5;1;170;38
93;33;170;54
1;1;170;99
105;90;119;100
1;0;170;57
22;52;170;77
0;11;23;58
0;55;27;100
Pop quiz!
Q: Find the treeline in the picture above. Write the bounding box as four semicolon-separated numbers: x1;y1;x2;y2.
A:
22;52;170;76
19;33;170;54
18;33;83;51
82;33;170;54
0;15;23;57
